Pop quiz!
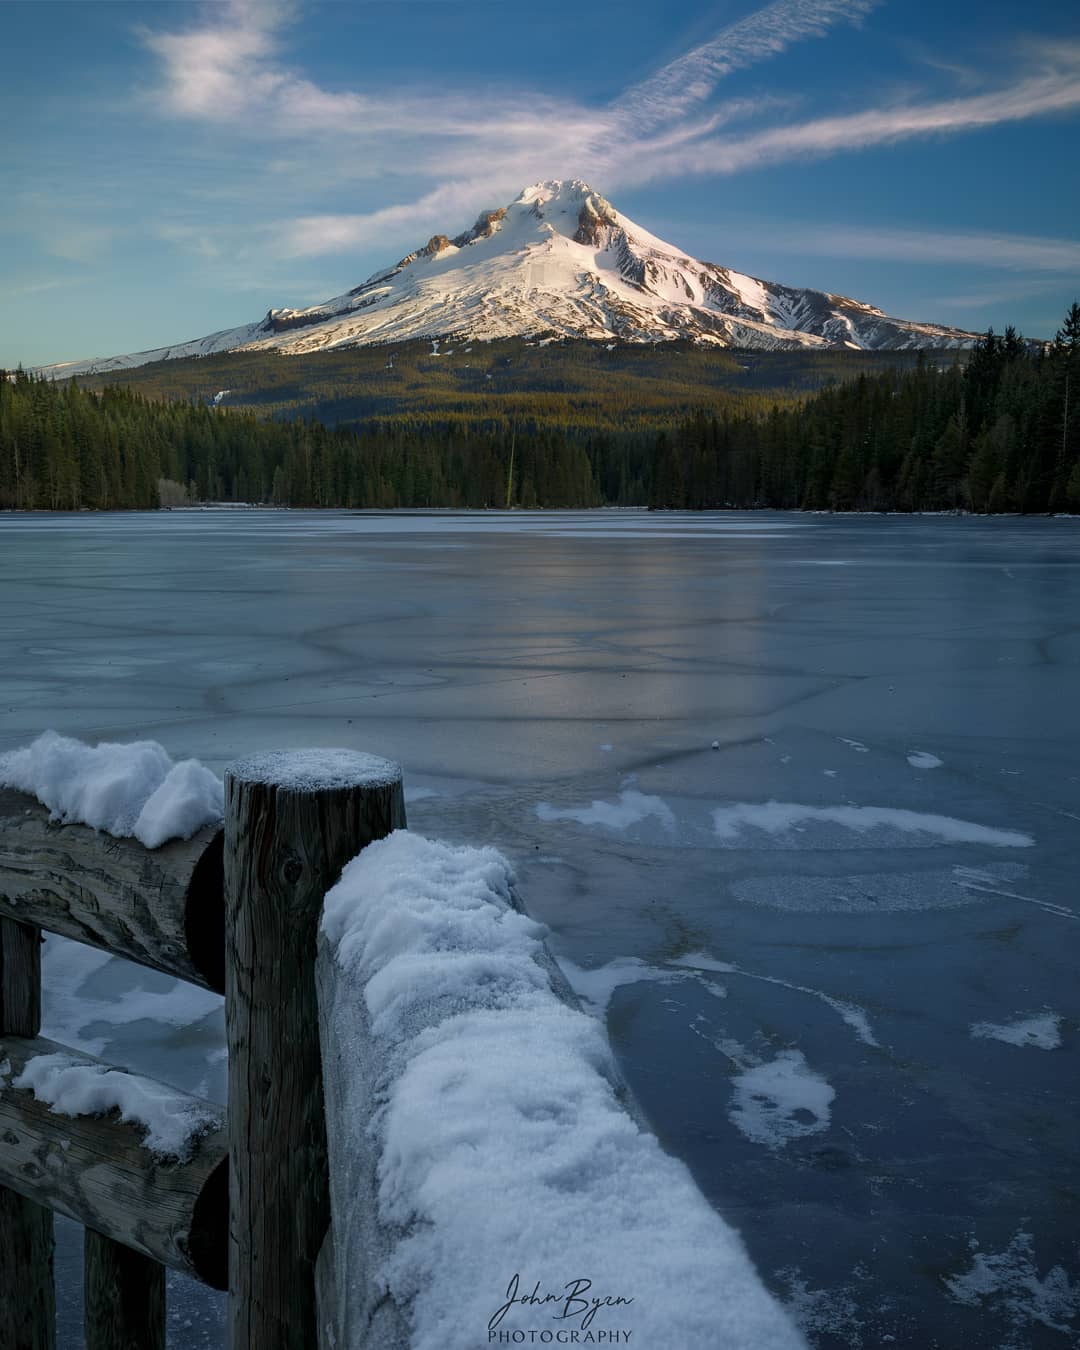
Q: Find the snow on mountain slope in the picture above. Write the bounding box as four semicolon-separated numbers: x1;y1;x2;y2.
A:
43;180;980;375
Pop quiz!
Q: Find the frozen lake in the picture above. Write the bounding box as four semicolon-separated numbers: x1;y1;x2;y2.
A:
1;508;1078;1349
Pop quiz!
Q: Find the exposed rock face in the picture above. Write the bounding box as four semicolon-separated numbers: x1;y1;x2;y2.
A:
452;208;507;248
573;194;621;248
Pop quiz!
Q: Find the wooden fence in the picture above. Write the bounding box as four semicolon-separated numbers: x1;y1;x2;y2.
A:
0;750;406;1350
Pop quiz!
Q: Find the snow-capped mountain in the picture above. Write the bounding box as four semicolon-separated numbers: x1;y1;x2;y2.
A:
44;180;980;375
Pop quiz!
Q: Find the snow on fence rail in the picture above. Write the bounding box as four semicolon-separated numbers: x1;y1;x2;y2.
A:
0;742;804;1350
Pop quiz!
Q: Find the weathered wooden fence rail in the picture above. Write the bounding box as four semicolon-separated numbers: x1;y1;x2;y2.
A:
0;752;405;1350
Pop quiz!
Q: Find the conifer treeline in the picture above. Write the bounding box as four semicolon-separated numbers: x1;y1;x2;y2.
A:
651;305;1080;512
0;376;610;509
2;303;1077;513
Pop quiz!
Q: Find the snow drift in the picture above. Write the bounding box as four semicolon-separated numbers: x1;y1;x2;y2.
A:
315;829;805;1350
0;731;223;848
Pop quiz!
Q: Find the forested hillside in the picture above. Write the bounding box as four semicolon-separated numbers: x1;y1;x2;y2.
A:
2;308;1075;512
652;306;1080;513
0;374;614;509
70;338;921;433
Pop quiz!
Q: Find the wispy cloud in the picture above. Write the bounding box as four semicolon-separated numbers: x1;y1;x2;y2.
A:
727;222;1080;271
139;0;1080;274
614;0;879;133
664;46;1080;179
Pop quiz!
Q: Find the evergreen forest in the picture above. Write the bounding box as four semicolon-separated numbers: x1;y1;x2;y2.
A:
651;306;1080;513
1;304;1076;513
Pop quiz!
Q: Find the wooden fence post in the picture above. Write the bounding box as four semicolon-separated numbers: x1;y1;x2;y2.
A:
0;916;55;1350
84;1230;165;1350
224;750;405;1350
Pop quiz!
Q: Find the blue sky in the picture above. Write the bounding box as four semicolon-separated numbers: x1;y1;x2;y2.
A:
2;0;1078;366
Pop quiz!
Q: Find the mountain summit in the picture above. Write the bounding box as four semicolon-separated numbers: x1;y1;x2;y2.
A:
46;180;980;374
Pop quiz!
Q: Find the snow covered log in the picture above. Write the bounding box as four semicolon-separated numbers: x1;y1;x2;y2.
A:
315;832;806;1350
0;786;225;992
0;1033;227;1288
224;749;406;1350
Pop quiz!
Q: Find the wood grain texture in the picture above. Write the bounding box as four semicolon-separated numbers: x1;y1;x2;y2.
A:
0;1033;227;1288
0;915;55;1350
0;787;224;993
224;752;405;1350
84;1229;165;1350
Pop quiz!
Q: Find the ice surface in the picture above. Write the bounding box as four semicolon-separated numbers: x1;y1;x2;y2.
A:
970;1012;1062;1049
671;953;878;1047
733;863;1031;914
2;509;1077;1350
0;730;222;847
320;830;805;1350
908;750;944;768
557;954;693;1014
711;801;1033;848
13;1053;217;1159
944;1231;1079;1338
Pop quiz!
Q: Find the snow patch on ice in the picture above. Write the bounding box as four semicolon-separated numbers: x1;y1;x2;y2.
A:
712;801;1033;849
40;934;222;1060
839;738;869;753
13;1053;217;1159
943;1231;1078;1339
562;951;877;1047
780;1271;867;1347
730;1051;835;1150
672;953;878;1047
668;952;735;975
558;955;686;1015
319;830;805;1350
907;750;944;769
537;789;676;831
0;731;223;848
971;1012;1062;1050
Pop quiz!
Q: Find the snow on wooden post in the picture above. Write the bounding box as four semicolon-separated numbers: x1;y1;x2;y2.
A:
0;1034;228;1285
0;786;225;993
0;915;56;1350
224;750;406;1350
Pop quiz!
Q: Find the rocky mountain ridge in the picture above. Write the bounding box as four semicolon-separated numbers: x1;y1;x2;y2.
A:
43;180;981;376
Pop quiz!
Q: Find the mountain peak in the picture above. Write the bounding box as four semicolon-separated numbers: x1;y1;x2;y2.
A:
40;181;983;376
515;178;601;206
